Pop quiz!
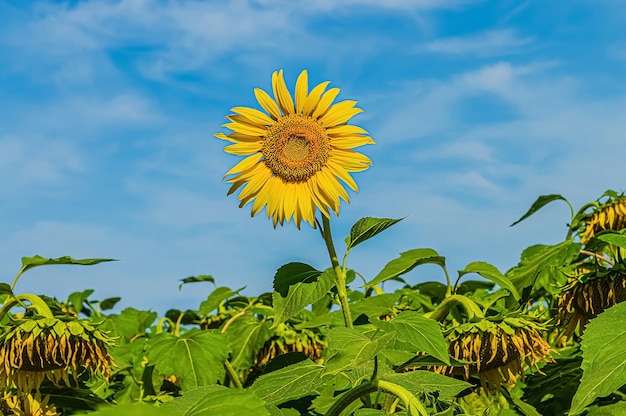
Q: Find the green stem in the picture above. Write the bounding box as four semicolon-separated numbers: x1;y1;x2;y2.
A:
0;294;54;320
224;360;243;389
10;266;27;292
427;294;484;322
325;379;427;416
320;215;352;328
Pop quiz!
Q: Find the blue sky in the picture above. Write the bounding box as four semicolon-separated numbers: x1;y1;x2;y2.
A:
1;0;625;314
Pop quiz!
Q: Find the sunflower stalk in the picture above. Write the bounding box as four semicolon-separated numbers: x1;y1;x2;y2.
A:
427;294;484;322
321;215;353;328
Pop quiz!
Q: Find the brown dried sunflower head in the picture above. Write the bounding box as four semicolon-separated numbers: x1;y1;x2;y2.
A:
558;266;626;338
580;196;626;244
0;317;114;394
254;324;325;370
433;317;553;394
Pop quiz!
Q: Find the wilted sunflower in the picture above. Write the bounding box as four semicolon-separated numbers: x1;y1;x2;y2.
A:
216;69;375;228
432;318;553;393
253;324;325;370
0;317;113;394
580;197;626;244
557;267;626;337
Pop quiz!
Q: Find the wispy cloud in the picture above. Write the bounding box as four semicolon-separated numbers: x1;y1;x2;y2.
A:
421;29;533;57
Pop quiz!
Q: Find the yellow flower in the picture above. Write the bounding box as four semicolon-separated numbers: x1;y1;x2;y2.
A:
216;69;375;228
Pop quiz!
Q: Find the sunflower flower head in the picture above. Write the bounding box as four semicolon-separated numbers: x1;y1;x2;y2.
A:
216;69;375;229
433;318;553;394
558;266;626;338
580;196;626;244
2;390;58;416
0;317;114;394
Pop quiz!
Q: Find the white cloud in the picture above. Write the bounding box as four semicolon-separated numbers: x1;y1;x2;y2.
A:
422;29;533;57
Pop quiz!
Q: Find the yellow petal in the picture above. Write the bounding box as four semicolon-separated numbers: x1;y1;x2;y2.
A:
215;131;262;143
223;121;267;137
326;124;370;137
224;141;263;155
303;81;331;115
294;70;308;114
330;135;375;149
331;149;373;172
319;100;362;127
312;88;341;119
254;87;281;119
326;159;359;192
223;153;263;177
231;106;274;126
272;69;295;115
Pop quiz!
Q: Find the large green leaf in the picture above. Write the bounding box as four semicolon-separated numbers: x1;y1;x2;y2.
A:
458;261;520;301
272;268;335;326
164;385;270;416
20;255;116;273
273;262;323;296
102;308;158;342
506;240;578;293
570;301;626;415
598;233;626;249
365;248;445;288
198;286;243;315
510;194;570;226
379;370;471;401
523;356;582;416
83;403;179;416
372;312;450;365
324;327;395;375
146;329;230;391
224;313;274;371
250;359;326;406
346;217;403;250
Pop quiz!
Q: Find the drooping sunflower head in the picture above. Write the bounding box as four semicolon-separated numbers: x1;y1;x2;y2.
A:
253;323;326;370
579;195;626;244
216;69;375;228
557;266;626;338
0;317;114;394
433;318;553;394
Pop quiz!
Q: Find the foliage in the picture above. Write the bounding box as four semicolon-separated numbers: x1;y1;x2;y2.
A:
3;182;626;416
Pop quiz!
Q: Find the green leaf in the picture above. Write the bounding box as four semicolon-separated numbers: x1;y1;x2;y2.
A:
102;308;158;342
379;370;472;401
68;290;95;315
510;194;570;226
224;313;274;371
0;283;13;296
20;255;116;273
458;261;520;301
324;328;396;375
179;275;215;290
146;329;230;391
523;356;582;416
372;312;450;365
84;403;180;416
163;385;270;416
272;268;335;326
570;301;626;415
273;262;322;297
506;240;579;293
365;249;445;288
586;401;626;416
346;217;403;250
199;286;243;315
597;233;626;249
99;297;121;311
250;359;326;406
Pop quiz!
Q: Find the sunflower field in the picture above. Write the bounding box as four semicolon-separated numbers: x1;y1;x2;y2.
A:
2;71;626;416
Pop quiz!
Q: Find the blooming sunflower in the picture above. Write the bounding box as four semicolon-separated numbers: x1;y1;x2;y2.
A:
432;318;553;394
216;69;375;228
